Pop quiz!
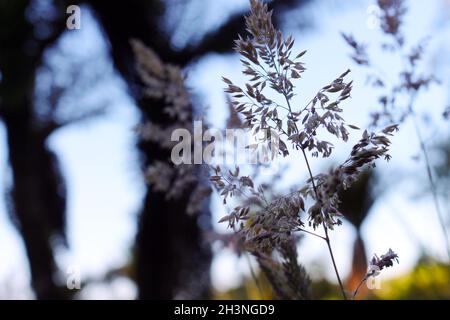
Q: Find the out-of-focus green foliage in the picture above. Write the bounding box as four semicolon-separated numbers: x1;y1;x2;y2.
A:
213;258;449;300
213;273;275;300
373;259;450;300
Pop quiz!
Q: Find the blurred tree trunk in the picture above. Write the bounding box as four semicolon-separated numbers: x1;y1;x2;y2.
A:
2;109;67;299
347;232;368;296
0;0;69;299
338;170;373;297
88;0;212;299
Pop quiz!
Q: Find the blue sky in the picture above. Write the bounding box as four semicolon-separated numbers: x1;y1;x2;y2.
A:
0;0;449;298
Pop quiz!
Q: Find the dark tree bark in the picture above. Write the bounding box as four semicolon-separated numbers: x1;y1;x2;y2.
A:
87;0;212;299
2;109;67;299
0;0;70;299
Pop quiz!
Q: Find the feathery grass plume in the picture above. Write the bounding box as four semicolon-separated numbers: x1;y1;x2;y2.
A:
257;241;311;300
342;0;450;259
213;0;399;299
377;0;407;46
131;39;211;215
369;248;399;272
352;249;399;299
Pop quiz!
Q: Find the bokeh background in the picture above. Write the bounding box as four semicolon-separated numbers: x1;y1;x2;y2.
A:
0;0;449;299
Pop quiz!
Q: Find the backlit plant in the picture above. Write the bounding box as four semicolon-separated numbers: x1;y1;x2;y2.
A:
212;0;399;299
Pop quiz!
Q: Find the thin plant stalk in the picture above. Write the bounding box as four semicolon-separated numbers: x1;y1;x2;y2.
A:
408;96;450;259
281;77;347;299
301;148;347;300
244;253;264;299
351;275;368;300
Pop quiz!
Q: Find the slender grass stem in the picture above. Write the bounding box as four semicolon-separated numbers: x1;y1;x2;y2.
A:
410;108;450;259
300;148;347;300
279;81;347;299
352;275;368;300
245;253;264;299
297;228;327;241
